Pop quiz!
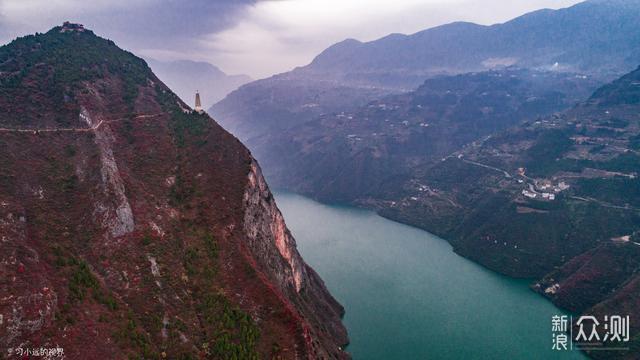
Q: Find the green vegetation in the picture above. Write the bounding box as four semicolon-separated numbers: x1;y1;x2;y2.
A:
154;85;209;148
600;153;640;173
170;111;209;148
61;174;79;193
0;26;152;110
183;247;199;277
51;249;120;311
68;260;99;302
169;171;195;206
113;312;156;359
198;293;260;360
176;228;259;358
64;144;77;157
203;233;219;260
577;177;640;207
181;230;219;279
524;129;574;176
141;231;153;246
70;260;119;310
531;152;640;177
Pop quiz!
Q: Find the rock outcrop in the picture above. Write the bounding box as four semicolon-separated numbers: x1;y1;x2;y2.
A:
0;24;348;359
243;160;348;358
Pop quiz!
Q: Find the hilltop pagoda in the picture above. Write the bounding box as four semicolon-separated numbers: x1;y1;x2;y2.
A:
194;91;203;113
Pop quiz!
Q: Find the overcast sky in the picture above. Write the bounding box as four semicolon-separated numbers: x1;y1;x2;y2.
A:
0;0;583;79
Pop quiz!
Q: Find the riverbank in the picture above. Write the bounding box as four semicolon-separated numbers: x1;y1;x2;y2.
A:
274;191;585;359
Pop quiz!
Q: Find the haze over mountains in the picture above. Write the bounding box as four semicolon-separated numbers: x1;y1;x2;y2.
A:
253;69;601;203
302;0;640;89
147;59;251;109
211;0;640;146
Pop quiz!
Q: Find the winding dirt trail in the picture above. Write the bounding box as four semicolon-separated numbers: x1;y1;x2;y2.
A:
0;113;164;133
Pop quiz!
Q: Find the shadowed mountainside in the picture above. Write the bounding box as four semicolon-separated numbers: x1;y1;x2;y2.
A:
0;24;348;359
253;68;601;203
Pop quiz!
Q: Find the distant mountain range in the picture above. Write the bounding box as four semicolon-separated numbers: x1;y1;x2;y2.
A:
303;0;640;89
148;59;251;109
211;0;640;146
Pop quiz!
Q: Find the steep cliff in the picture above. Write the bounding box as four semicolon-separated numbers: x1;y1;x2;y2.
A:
0;24;348;359
242;161;348;358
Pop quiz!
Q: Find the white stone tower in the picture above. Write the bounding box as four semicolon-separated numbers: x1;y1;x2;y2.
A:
194;91;203;113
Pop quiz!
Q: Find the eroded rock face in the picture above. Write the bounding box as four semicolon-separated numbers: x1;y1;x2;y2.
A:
93;119;135;239
0;25;348;359
242;160;349;358
244;160;305;293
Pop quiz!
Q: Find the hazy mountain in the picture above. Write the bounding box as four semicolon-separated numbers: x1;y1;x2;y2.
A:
0;24;347;359
211;0;640;145
380;66;640;278
148;59;251;109
304;0;640;89
252;69;600;204
212;76;389;142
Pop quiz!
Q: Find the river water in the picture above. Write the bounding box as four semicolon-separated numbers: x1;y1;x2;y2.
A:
274;191;585;360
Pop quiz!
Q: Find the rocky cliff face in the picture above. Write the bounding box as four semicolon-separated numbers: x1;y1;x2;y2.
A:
243;161;348;358
0;24;348;359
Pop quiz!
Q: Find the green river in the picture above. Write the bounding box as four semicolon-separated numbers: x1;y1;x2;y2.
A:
274;191;585;360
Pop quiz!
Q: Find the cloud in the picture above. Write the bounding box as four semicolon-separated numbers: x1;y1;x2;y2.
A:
198;0;584;78
0;0;585;79
0;0;257;53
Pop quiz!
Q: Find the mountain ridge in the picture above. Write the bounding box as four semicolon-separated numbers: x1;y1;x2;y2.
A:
305;0;640;85
211;0;640;151
251;68;601;205
0;24;348;359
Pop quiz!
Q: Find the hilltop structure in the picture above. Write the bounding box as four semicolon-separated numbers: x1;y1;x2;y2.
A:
60;21;85;33
194;90;203;113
